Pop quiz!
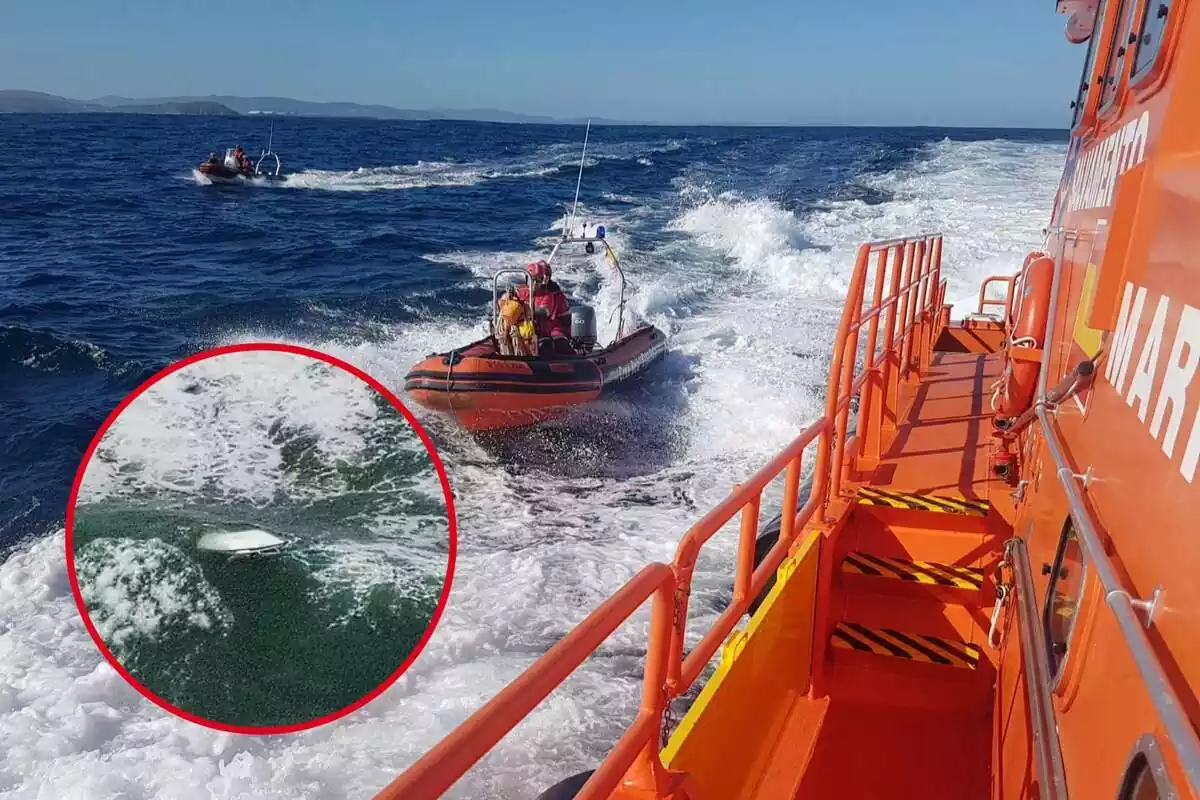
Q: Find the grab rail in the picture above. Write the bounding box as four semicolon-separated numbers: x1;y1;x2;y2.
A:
996;358;1095;439
254;151;282;178
1007;537;1069;800
374;233;945;800
1032;228;1200;795
490;269;536;337
1039;403;1200;795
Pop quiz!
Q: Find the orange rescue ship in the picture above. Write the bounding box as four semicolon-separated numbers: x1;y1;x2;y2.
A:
381;0;1200;796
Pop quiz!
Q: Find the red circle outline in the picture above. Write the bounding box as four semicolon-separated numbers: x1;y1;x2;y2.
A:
64;342;458;735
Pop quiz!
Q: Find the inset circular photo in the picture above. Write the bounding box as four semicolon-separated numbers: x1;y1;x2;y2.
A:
65;343;455;733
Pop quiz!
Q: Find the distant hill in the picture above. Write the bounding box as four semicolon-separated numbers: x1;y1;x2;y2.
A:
89;94;630;123
1;90;632;124
110;100;240;116
0;90;96;113
0;90;237;116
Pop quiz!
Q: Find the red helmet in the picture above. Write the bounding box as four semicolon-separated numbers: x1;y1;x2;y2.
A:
526;260;551;282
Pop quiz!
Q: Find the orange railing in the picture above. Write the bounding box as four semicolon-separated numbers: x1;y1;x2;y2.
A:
375;233;946;800
977;274;1018;320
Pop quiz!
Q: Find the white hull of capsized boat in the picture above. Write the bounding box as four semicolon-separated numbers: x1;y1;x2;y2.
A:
197;528;286;556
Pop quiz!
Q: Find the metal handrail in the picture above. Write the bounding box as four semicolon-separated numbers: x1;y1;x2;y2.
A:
254;151;282;178
1038;405;1200;795
996;359;1095;438
376;564;677;799
978;274;1017;317
374;232;945;799
491;269;536;337
546;234;629;341
1031;228;1200;795
1008;537;1069;799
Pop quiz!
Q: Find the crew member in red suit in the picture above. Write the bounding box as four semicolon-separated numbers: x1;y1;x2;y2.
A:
515;260;572;357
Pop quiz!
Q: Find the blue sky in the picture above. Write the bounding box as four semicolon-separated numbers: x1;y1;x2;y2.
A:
2;1;1080;127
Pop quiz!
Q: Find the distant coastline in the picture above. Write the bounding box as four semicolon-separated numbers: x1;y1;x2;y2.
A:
0;90;627;125
0;90;1071;130
0;91;238;117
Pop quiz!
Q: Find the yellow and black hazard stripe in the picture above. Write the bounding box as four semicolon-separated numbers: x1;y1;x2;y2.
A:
842;551;984;590
856;487;989;517
831;621;981;670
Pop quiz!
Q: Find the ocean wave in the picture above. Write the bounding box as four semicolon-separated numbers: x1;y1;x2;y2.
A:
0;325;127;376
76;536;231;651
78;349;415;507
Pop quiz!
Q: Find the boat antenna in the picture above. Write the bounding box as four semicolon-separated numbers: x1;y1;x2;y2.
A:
568;119;591;237
266;122;274;155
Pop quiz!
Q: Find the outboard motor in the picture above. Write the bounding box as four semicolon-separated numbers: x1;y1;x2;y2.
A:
570;305;598;353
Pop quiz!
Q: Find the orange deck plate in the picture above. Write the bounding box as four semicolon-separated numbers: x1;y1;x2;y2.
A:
866;352;1002;502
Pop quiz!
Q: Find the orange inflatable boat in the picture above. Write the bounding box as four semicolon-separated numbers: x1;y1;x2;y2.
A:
404;228;667;431
404;321;667;431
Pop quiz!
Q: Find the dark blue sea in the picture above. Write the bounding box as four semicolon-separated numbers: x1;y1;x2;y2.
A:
0;113;1065;798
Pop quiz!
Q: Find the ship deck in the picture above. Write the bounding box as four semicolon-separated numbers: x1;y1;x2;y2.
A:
864;351;1009;512
758;349;1011;798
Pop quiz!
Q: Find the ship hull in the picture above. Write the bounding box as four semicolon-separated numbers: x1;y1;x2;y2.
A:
196;164;284;184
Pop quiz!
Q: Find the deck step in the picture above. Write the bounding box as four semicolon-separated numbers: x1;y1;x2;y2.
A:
856;487;989;517
830;621;981;671
841;551;984;590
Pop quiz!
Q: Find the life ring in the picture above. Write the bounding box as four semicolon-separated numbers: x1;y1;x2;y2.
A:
1006;250;1047;330
992;254;1054;419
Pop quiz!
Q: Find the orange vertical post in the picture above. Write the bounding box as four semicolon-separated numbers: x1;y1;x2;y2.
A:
830;288;865;499
591;580;680;799
878;242;902;434
732;493;761;605
818;243;870;519
856;246;891;467
911;238;930;379
664;567;691;696
1002;274;1016;326
780;455;801;546
890;242;914;421
919;239;934;371
902;242;916;383
917;237;941;374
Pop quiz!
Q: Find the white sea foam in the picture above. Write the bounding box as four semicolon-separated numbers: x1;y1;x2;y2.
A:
75;537;231;651
80;350;380;506
1;135;1065;799
282;161;559;192
248;137;698;193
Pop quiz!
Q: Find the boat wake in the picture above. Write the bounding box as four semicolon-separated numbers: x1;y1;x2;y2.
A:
188;136;707;193
280;160;560;192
